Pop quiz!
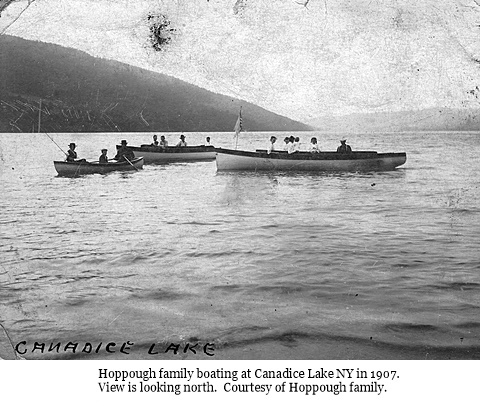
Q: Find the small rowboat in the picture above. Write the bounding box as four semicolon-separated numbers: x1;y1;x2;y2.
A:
215;148;406;172
117;145;216;164
54;157;144;176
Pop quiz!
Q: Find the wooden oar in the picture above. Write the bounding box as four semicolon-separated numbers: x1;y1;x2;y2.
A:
123;155;139;171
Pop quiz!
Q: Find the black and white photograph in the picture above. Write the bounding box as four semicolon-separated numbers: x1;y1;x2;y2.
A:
0;0;479;398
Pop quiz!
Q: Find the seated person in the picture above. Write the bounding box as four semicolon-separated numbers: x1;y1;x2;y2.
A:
287;136;296;154
293;137;301;152
114;140;135;162
205;136;212;146
176;134;187;147
151;134;159;146
283;137;290;151
99;149;108;163
66;143;77;162
159;135;168;148
267;136;277;154
309;137;320;152
337;139;352;153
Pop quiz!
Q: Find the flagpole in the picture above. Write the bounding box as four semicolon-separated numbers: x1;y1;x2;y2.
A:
234;106;242;150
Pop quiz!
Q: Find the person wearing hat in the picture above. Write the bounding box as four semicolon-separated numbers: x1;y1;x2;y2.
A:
66;143;77;162
99;149;109;163
267;135;277;154
114;140;135;162
337;139;352;154
176;134;187;147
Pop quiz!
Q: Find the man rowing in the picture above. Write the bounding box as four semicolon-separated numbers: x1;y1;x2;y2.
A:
114;140;135;162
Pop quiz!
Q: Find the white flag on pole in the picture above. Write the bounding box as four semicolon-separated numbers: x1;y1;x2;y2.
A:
233;107;243;149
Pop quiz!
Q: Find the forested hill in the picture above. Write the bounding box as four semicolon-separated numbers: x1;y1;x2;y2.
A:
0;35;311;133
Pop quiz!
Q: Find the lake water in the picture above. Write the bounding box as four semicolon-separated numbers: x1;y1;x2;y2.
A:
0;131;479;360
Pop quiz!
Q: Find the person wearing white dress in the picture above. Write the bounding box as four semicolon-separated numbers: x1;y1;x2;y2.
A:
287;137;295;154
293;137;301;152
309;137;320;153
267;136;277;154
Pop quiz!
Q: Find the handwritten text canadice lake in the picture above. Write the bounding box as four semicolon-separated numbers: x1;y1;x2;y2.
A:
14;341;215;357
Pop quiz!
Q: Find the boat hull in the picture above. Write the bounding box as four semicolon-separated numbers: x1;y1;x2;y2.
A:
54;157;144;176
215;149;406;172
120;145;216;163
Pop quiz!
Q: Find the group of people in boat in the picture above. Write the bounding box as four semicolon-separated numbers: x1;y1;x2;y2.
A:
66;134;350;163
266;136;352;154
66;135;214;164
66;140;134;164
151;134;169;148
150;134;212;148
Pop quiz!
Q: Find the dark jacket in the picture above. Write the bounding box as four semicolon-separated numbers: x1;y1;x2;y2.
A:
66;149;77;162
337;144;352;153
115;146;135;161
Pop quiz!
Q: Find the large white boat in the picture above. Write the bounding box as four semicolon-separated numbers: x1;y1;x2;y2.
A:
215;148;407;172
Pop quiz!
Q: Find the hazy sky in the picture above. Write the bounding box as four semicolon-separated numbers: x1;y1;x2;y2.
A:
2;0;480;122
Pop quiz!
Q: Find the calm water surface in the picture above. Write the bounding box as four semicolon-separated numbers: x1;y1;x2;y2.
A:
0;131;479;359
